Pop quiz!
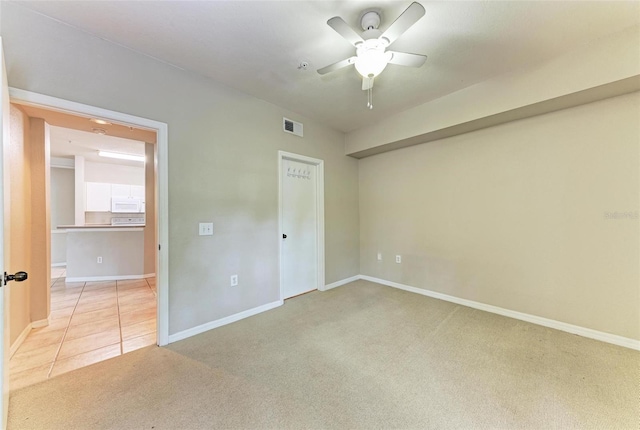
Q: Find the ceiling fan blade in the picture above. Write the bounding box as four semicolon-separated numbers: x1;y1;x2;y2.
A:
327;16;364;46
388;51;427;67
317;56;357;75
362;76;374;91
380;2;425;46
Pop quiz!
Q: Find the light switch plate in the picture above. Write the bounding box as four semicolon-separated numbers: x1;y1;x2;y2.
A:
199;222;213;236
395;255;402;263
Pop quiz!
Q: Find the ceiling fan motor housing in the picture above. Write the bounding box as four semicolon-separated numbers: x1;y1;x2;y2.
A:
361;11;381;31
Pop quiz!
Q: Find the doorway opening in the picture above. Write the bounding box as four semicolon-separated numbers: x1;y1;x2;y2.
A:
5;90;168;389
278;151;325;301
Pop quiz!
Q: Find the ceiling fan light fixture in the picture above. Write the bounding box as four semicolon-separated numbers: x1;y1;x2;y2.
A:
354;44;391;78
318;2;427;109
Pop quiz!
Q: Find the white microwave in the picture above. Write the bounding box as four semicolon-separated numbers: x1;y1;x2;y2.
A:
112;197;142;213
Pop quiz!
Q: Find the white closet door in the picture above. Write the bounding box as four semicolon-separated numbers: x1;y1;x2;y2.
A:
281;159;318;299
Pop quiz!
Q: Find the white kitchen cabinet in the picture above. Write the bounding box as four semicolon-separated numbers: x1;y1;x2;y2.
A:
111;184;131;197
131;185;145;199
85;182;111;212
111;184;145;199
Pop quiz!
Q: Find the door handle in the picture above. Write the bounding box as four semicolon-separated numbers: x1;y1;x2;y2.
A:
282;234;287;239
4;271;28;286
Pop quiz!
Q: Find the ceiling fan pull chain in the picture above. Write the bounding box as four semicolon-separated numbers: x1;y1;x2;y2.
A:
366;82;370;108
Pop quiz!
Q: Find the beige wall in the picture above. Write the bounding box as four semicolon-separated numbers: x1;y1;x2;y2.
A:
50;167;74;228
29;118;50;323
0;4;360;334
359;92;640;340
73;155;84;225
50;167;74;265
8;104;31;344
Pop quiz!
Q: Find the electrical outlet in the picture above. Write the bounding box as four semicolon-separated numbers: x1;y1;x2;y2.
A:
377;252;382;261
395;255;402;263
97;256;103;264
199;222;213;236
230;275;238;286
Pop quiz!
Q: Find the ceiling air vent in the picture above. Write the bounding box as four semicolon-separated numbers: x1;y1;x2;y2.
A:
283;117;303;137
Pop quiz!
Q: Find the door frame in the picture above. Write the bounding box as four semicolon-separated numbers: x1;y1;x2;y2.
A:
278;151;325;301
1;38;11;430
9;88;170;346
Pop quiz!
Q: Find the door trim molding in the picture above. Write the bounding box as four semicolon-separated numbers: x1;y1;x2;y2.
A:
9;88;170;347
278;151;325;301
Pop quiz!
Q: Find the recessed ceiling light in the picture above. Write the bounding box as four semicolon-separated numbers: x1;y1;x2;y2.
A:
90;118;112;126
98;150;145;163
92;128;107;135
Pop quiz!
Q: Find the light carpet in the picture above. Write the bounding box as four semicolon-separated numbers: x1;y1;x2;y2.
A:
8;280;639;429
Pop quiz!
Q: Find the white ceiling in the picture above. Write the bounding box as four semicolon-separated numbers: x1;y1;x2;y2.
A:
50;126;145;167
17;1;640;132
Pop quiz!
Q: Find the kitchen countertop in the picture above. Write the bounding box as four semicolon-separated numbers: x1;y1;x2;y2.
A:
57;224;145;229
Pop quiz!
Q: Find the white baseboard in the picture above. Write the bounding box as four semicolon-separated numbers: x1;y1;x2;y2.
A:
31;318;49;329
66;274;152;282
323;275;360;291
10;316;52;358
360;275;640;351
10;323;32;359
51;263;67;267
168;300;283;344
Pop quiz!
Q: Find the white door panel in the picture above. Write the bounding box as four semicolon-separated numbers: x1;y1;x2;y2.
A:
282;159;318;299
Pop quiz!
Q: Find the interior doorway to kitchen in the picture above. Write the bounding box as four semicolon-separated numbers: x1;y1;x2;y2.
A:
6;92;167;390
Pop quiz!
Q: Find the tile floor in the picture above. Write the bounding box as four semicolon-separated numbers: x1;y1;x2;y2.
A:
9;267;157;390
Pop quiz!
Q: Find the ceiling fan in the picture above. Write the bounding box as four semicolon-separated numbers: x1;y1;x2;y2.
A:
317;2;427;109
